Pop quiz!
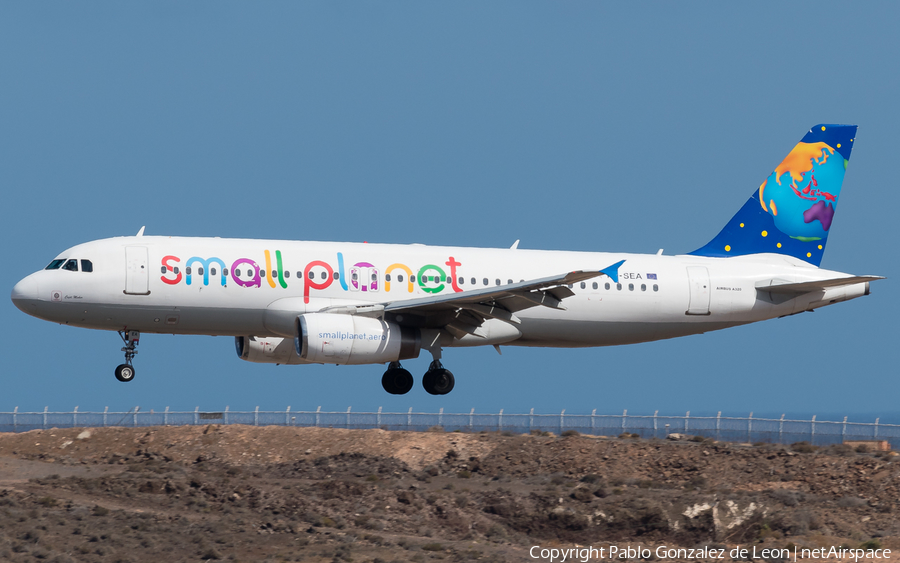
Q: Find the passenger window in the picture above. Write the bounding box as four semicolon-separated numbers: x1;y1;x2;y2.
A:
507;279;513;285
580;282;586;289
385;274;392;282
223;268;228;276
187;267;193;275
616;283;622;290
471;278;476;285
495;279;500;286
459;277;464;285
272;270;278;279
641;284;646;292
210;268;217;276
174;267;179;274
297;272;302;279
80;260;93;272
198;267;204;275
592;282;598;290
352;273;358;281
333;272;339;280
397;274;404;283
283;270;289;278
371;273;377;281
62;259;78;272
45;259;65;270
628;283;634;291
160;266;167;274
321;272;327;280
653;284;659;292
308;271;314;280
483;278;488;286
235;269;241;277
605;282;610;290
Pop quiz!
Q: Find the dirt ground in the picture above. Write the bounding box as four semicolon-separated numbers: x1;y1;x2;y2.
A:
0;425;897;562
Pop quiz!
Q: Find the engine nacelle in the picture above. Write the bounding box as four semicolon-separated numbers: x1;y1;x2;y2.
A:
235;336;308;365
295;313;420;365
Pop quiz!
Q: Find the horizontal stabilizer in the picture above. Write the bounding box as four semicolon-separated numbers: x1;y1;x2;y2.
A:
756;276;884;295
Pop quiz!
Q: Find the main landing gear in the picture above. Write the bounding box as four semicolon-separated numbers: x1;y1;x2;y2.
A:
422;360;455;395
382;362;414;395
380;360;455;395
115;330;140;383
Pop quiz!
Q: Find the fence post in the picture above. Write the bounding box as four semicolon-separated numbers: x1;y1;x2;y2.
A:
254;406;259;427
104;407;109;427
73;406;78;428
875;418;879;438
811;415;816;444
285;406;292;426
12;407;17;433
779;414;784;443
224;406;229;426
747;412;752;443
653;410;658;438
842;416;847;441
469;408;474;431
43;406;48;430
438;407;443;428
194;407;199;425
716;412;721;442
592;409;597;435
560;409;566;434
499;409;503;431
135;406;141;427
377;406;382;428
314;406;319;427
164;406;169;426
622;409;627;433
529;408;534;434
684;411;689;434
346;406;352;429
408;407;412;430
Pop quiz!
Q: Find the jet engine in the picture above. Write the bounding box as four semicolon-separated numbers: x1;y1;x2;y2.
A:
235;336;308;364
295;313;420;365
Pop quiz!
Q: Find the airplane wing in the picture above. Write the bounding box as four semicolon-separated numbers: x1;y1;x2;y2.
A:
317;260;625;337
756;275;884;295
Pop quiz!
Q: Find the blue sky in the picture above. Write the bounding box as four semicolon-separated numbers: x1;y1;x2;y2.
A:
1;2;897;422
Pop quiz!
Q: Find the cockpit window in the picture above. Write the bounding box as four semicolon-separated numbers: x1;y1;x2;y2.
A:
61;259;78;272
81;259;93;273
45;259;65;270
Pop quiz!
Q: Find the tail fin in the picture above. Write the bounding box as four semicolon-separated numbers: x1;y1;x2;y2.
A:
690;124;857;266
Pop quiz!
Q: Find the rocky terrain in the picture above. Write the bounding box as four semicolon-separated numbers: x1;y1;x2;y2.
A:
0;425;897;562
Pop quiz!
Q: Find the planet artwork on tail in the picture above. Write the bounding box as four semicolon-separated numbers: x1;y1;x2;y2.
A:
691;124;856;266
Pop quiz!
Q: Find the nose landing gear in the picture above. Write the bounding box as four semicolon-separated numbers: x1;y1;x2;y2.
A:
422;360;455;395
115;330;140;382
382;361;414;394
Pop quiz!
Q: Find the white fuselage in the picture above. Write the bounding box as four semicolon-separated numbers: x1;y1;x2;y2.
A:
11;235;869;353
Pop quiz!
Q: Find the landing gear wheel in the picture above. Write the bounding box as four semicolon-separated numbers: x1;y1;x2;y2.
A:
116;330;140;383
422;361;455;395
115;364;135;382
382;364;414;395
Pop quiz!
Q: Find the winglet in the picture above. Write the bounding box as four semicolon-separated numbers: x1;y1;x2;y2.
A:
136;226;146;237
510;240;520;250
600;260;626;283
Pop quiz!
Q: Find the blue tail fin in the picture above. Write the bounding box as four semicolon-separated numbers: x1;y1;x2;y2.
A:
690;124;857;266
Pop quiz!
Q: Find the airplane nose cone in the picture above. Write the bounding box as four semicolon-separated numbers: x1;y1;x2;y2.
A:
11;275;39;312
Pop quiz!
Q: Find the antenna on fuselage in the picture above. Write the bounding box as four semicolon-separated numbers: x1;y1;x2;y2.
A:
136;226;146;237
510;240;520;250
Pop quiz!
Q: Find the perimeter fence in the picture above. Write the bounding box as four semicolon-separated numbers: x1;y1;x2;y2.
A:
0;407;897;447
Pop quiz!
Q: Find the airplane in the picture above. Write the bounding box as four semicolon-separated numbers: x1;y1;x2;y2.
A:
11;124;882;395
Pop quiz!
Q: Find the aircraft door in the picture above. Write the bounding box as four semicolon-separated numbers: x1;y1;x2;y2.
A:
685;266;710;315
125;247;150;295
